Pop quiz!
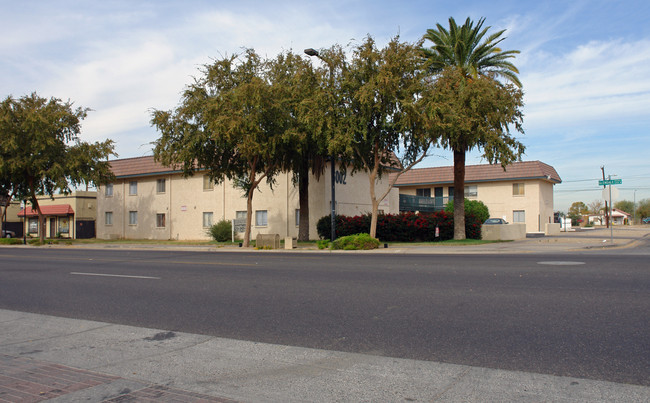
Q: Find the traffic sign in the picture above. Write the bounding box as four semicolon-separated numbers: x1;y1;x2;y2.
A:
599;179;622;186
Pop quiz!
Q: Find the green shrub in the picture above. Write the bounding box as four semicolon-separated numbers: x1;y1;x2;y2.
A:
332;233;380;250
317;239;330;249
0;238;22;245
445;199;490;223
207;219;232;242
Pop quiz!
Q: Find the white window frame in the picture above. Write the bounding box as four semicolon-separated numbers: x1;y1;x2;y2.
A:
464;185;477;197
129;181;137;196
129;211;138;226
295;209;300;227
513;210;526;223
203;212;214;228
513;183;525;196
236;211;247;220
105;183;113;197
105;211;113;226
255;210;268;227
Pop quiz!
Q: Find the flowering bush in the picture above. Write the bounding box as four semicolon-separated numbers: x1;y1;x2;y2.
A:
317;211;482;241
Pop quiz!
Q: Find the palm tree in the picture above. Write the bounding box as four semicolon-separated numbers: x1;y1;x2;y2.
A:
422;17;523;240
422;17;521;87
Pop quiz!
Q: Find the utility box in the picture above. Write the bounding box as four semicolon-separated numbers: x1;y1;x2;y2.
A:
256;233;280;249
284;237;296;249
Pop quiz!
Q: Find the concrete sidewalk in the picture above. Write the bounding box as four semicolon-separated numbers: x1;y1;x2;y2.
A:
18;226;649;255
1;309;649;402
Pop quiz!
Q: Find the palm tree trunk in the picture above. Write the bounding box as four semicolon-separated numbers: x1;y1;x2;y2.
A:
453;149;466;240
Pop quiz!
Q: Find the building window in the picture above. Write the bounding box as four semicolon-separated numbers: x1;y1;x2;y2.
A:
105;212;113;226
513;210;526;223
464;185;477;197
156;179;166;193
28;218;38;233
203;175;214;191
416;188;431;197
295;209;300;227
203;212;214;228
129;211;138;225
513;183;525;196
255;210;268;226
105;184;113;197
156;213;166;228
236;211;247;220
129;181;137;195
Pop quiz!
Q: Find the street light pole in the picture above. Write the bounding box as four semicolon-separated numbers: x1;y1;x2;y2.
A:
305;48;336;242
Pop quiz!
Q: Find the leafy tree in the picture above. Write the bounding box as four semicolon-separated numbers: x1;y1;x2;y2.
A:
567;201;589;224
268;51;327;241
422;17;524;240
330;36;435;239
588;200;604;214
152;50;298;247
0;93;115;243
424;68;524;239
636;198;650;219
614;200;634;215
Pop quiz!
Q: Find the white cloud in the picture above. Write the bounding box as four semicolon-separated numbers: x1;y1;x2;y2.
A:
522;38;650;135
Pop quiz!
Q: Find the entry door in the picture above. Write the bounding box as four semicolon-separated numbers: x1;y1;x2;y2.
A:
50;218;56;238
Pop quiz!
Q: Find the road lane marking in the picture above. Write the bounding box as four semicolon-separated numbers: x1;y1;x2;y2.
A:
70;272;160;279
537;261;586;266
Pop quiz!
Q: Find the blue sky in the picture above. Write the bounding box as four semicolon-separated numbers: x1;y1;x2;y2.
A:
2;0;649;212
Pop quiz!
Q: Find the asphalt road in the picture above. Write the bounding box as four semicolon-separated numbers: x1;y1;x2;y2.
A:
0;248;648;386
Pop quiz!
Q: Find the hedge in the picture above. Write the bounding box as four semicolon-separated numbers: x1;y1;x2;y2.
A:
317;211;482;241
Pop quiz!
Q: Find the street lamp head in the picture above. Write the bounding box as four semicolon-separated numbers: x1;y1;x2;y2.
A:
304;48;319;57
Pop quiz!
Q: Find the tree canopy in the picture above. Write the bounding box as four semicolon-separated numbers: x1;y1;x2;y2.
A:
151;50;303;246
0;92;115;242
421;17;524;239
328;36;435;238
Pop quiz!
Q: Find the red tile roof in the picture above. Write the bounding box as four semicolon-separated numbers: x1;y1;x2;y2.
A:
18;204;75;217
109;156;184;178
393;161;561;186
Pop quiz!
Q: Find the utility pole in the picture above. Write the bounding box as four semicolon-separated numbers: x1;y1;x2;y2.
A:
601;166;609;228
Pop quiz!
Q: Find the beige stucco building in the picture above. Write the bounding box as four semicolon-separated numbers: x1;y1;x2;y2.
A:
96;156;399;241
394;161;562;233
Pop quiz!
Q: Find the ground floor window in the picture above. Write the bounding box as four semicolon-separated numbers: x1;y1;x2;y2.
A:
156;213;166;228
129;211;138;225
105;212;113;226
295;209;300;226
28;218;38;233
416;188;431;197
59;218;70;234
255;210;268;226
513;210;526;223
203;212;213;228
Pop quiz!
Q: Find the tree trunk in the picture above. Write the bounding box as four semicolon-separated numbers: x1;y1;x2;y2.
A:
243;190;253;248
453;149;466;240
298;161;310;241
368;163;379;239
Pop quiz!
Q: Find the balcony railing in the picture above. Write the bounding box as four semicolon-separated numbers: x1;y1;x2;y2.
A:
399;194;451;212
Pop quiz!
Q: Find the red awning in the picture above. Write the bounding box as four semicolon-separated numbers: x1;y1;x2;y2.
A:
18;204;75;217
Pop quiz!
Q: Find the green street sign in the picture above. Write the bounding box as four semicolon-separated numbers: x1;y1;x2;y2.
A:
599;179;622;186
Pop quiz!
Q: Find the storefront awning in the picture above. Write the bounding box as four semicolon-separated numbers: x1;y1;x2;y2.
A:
18;204;75;217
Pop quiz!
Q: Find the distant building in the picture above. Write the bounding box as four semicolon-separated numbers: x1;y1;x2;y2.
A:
393;161;562;233
97;156;399;241
587;208;631;226
15;191;98;239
